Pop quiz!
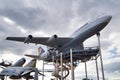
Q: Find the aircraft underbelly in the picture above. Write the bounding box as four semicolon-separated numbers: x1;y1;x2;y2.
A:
77;21;109;42
60;21;108;53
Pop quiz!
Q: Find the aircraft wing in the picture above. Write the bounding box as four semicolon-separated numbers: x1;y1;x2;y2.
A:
6;37;73;48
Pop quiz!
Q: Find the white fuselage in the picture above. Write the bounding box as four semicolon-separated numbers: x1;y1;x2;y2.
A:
44;15;112;62
59;15;112;52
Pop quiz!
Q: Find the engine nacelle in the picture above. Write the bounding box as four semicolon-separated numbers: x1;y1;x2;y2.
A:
47;35;57;43
24;35;33;44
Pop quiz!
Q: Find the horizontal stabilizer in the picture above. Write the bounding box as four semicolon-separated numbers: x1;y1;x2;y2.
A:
25;47;46;60
25;54;39;59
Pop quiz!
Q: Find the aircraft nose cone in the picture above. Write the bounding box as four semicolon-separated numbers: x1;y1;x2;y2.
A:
105;15;112;22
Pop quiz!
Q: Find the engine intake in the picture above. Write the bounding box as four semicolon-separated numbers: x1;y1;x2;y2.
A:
47;35;57;43
24;35;33;44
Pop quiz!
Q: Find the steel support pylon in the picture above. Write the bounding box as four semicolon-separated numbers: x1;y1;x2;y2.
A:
70;49;75;80
42;60;44;80
85;61;88;79
60;52;63;80
56;50;59;80
97;33;105;80
95;58;99;80
34;68;38;80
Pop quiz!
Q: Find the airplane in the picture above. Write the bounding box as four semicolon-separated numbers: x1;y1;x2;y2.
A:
0;58;43;80
6;15;112;62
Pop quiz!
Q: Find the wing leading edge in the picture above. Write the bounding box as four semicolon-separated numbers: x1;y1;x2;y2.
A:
6;37;73;48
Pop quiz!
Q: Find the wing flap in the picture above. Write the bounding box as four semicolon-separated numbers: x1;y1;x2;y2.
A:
25;54;38;58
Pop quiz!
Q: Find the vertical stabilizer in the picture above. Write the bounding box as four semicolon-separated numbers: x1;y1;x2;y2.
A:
38;47;45;57
24;59;37;68
25;47;45;60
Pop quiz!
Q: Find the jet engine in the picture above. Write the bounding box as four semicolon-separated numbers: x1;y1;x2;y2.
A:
24;35;33;44
47;35;57;43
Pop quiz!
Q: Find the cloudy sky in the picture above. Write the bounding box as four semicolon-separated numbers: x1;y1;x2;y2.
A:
0;0;120;80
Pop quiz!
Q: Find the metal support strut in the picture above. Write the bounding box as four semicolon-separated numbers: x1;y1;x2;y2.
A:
97;33;105;80
70;49;75;80
42;60;44;80
56;50;59;80
95;58;99;80
34;68;38;80
60;52;63;80
85;61;88;79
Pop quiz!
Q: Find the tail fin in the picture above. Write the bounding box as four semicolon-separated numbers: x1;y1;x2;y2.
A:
38;47;45;57
24;59;37;68
25;47;45;60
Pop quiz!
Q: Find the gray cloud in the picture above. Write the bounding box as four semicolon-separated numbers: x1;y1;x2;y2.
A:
0;0;120;79
73;0;120;37
104;61;120;73
0;0;74;35
0;0;74;55
0;7;47;30
75;0;120;16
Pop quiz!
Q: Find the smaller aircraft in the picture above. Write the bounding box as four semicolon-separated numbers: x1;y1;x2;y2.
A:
0;58;44;80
